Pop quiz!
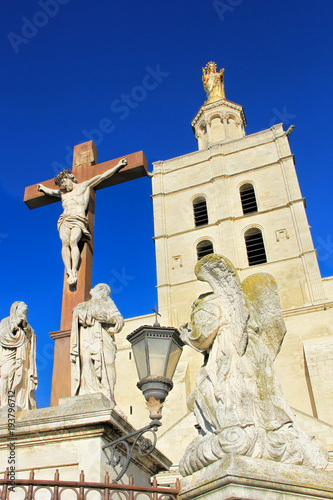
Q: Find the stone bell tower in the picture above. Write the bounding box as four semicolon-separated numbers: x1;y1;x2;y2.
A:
152;62;328;326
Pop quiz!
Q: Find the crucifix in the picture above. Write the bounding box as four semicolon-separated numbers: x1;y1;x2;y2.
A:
151;304;161;327
24;140;148;405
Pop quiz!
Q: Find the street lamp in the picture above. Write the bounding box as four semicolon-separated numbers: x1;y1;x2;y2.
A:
127;324;184;421
102;320;184;481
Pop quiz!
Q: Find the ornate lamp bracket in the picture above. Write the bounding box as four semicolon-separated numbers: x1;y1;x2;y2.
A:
102;419;162;482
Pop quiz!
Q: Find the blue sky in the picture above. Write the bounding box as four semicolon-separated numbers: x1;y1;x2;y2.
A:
0;0;332;408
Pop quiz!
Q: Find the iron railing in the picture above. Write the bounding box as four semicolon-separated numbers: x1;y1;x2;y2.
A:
0;468;181;499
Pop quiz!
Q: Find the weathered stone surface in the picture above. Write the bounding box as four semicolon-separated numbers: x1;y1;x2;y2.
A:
242;273;287;359
180;455;333;500
0;302;37;411
0;393;171;481
179;254;328;476
71;283;124;405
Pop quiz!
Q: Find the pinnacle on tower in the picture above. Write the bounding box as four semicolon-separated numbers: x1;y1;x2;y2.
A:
192;63;246;149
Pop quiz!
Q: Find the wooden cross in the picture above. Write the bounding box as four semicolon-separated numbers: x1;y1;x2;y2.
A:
24;140;148;405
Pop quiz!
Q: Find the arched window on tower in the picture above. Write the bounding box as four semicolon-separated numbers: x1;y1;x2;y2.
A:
240;183;258;215
196;240;214;261
244;228;267;266
193;197;209;227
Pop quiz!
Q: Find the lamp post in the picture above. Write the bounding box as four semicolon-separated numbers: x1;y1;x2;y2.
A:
102;321;183;481
127;324;183;420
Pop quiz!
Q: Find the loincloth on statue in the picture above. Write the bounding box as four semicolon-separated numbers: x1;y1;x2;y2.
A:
57;214;91;241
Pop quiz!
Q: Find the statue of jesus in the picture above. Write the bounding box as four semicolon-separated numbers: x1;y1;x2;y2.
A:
37;158;127;285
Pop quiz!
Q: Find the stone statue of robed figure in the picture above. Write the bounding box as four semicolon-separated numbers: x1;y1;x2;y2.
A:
179;254;328;476
70;283;124;405
0;301;37;410
37;158;127;286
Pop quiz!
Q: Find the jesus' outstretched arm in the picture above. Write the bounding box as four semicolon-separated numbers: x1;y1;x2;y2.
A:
86;157;127;189
37;184;61;198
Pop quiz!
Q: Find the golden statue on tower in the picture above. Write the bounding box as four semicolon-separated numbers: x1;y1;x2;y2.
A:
202;61;225;103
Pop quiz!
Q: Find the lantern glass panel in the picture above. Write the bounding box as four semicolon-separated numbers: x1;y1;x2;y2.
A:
147;337;169;377
132;338;148;379
165;340;182;379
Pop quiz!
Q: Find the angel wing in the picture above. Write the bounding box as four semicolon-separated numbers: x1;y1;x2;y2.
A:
242;273;286;360
195;254;249;356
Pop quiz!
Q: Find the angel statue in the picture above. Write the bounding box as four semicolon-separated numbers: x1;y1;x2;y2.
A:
179;254;328;476
202;61;225;103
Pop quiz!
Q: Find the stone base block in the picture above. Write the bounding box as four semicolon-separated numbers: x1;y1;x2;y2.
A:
180;455;333;500
0;393;171;483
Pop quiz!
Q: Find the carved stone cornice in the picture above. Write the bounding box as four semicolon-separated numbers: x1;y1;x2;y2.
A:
191;99;247;130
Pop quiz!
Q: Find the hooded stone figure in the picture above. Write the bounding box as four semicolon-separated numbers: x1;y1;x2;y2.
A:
0;301;37;410
70;283;124;404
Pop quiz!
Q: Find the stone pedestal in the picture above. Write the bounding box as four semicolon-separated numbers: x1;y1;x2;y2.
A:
180;455;333;500
0;393;171;483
